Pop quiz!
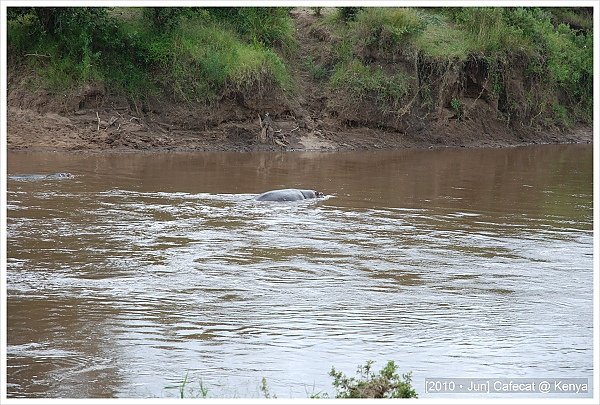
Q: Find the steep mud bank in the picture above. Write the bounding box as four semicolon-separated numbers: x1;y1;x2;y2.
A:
6;9;593;152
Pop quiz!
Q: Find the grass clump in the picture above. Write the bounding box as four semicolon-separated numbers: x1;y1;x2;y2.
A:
352;8;425;51
451;8;529;54
330;59;412;109
206;7;296;55
413;15;472;60
145;15;292;102
164;371;209;399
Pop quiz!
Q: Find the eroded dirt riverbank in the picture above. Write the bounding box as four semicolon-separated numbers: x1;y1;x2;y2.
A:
7;104;592;152
6;9;594;153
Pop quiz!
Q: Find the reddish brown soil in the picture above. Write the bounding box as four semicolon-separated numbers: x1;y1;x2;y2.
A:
6;9;593;153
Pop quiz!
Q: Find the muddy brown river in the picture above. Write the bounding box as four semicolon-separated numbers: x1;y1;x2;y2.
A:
6;145;594;398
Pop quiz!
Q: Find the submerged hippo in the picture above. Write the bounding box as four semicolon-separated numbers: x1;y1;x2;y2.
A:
48;172;74;179
255;188;324;202
9;172;74;181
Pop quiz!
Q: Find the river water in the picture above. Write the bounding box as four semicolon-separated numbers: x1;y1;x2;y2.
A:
5;145;594;398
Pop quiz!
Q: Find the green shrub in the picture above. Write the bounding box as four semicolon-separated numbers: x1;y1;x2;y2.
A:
433;7;592;124
7;6;593;126
142;7;196;32
552;103;573;127
450;98;464;120
339;7;362;22
7;7;153;95
506;8;593;121
330;360;418;399
6;13;39;55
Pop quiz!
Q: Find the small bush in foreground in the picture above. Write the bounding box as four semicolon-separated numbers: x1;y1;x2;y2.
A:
330;360;418;399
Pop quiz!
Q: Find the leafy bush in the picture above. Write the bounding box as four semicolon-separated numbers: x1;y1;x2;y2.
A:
415;7;592;124
330;360;418;398
171;361;416;399
7;6;593;126
450;98;464;120
7;7;152;95
339;7;362;22
505;8;593;122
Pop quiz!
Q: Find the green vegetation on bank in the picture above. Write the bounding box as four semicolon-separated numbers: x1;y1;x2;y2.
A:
7;6;593;127
322;6;593;127
7;7;294;101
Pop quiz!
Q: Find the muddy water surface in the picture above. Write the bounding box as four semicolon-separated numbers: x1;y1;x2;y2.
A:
6;145;594;398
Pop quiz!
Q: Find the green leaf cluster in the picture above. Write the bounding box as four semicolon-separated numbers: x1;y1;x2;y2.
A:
330;360;418;399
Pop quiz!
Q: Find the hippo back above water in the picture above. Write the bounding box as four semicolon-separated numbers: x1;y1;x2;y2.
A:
255;188;324;202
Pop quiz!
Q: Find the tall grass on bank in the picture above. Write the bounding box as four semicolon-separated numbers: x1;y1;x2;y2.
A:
326;6;593;126
352;8;425;52
141;15;292;102
441;7;592;123
206;7;296;55
7;7;592;126
7;7;294;102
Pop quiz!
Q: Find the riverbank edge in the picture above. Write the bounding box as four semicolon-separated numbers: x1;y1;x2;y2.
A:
6;107;593;153
6;8;595;154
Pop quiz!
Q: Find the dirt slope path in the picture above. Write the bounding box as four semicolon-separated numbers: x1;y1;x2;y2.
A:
287;8;336;150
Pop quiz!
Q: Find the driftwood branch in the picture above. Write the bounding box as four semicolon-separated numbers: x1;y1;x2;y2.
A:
257;112;284;146
105;116;118;131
